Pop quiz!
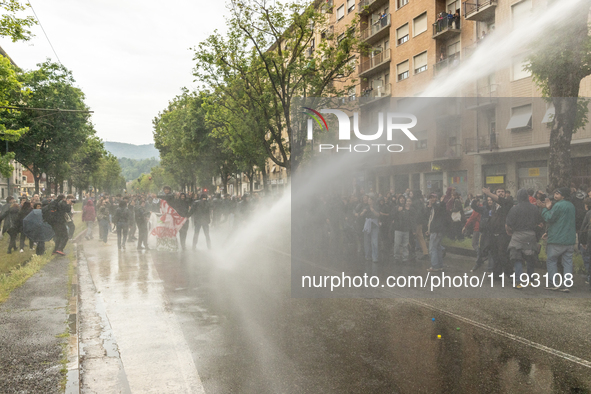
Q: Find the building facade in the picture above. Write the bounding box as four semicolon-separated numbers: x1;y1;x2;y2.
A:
317;0;591;196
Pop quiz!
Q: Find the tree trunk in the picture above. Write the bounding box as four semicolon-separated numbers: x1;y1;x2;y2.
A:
547;97;578;191
34;174;40;195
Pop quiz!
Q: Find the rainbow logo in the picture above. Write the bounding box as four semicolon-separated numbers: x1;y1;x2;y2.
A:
302;107;328;132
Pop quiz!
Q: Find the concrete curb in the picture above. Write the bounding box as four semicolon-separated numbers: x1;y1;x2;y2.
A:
65;234;84;394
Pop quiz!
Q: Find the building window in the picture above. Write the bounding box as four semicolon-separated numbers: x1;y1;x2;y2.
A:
512;56;531;81
396;23;409;45
347;0;355;13
447;41;460;57
337;5;345;20
506;104;532;131
413;12;427;36
397;0;408;9
337;33;345;43
413;51;427;74
512;0;532;29
397;60;409;81
415;131;428;149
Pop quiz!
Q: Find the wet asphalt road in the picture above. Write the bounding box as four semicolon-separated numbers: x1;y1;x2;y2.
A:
78;223;591;394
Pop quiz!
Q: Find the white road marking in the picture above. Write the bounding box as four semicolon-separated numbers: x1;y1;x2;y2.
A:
267;246;591;370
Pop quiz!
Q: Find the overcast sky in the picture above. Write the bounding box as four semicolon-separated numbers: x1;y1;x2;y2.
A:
1;0;228;145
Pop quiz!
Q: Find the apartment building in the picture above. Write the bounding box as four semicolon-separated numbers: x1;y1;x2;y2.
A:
319;0;591;196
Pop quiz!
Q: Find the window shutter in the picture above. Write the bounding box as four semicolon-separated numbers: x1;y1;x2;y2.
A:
413;13;427;36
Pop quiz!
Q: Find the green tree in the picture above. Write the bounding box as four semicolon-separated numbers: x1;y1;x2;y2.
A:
0;56;27;178
526;0;591;190
70;135;106;191
6;61;93;193
193;0;361;175
0;0;36;42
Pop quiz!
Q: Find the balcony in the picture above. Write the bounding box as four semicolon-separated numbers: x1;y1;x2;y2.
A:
359;49;391;76
434;143;463;160
361;14;390;44
360;83;392;105
463;0;497;22
466;84;499;109
358;0;389;14
464;133;499;153
322;0;333;13
432;17;461;40
433;56;460;77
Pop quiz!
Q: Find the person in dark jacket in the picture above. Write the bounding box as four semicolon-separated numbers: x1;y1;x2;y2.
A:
0;196;15;236
411;190;429;260
135;199;150;250
0;202;20;254
127;198;137;242
17;201;34;252
31;202;46;255
426;193;447;271
175;193;192;250
506;189;543;289
392;198;415;263
50;194;73;256
113;201;130;250
190;194;211;250
470;196;495;272
482;187;514;278
96;200;110;244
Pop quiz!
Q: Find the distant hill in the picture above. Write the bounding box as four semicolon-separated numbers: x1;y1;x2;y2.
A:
104;141;159;160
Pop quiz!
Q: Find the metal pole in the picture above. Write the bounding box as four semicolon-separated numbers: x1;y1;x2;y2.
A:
0;106;93;113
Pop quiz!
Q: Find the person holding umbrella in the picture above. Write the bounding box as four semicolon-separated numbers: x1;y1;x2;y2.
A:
24;202;55;255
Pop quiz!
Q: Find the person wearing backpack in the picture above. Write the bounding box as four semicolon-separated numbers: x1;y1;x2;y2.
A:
113;200;130;250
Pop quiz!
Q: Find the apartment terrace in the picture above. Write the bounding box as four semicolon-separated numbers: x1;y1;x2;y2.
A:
361;13;391;44
463;0;497;22
359;48;391;75
432;17;461;40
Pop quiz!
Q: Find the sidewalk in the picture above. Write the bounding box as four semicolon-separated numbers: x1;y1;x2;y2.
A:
0;253;74;393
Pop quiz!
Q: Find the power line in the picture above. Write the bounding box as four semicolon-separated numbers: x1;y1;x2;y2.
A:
29;1;63;66
0;106;93;113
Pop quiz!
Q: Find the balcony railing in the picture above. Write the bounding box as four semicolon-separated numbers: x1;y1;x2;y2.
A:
361;83;391;101
434;143;463;160
465;84;499;108
433;55;460;77
464;133;499;153
359;49;391;74
432;17;461;39
463;0;497;22
361;13;391;41
359;0;388;12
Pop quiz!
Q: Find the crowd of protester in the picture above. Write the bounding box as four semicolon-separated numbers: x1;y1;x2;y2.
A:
300;183;591;292
78;186;269;251
0;186;274;257
0;193;76;256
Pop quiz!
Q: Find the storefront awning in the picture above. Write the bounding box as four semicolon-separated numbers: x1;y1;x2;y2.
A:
506;105;532;129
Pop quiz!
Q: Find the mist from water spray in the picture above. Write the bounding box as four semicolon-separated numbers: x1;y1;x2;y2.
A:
213;0;587;266
421;0;584;97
